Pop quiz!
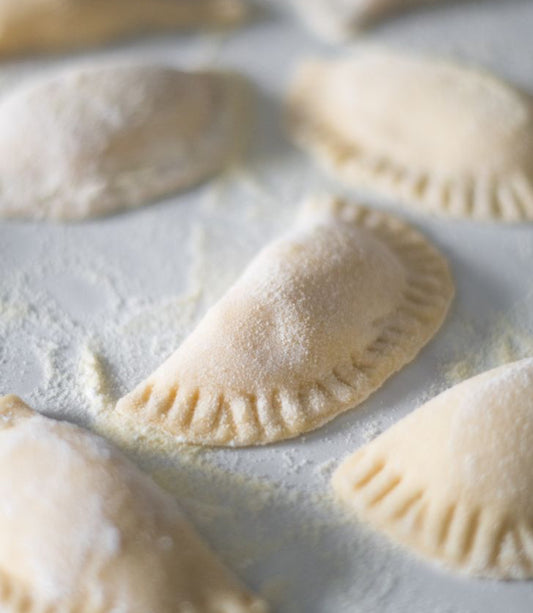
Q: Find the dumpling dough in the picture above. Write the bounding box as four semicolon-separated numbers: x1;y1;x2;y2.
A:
0;394;268;613
332;358;533;579
116;196;454;447
291;0;441;40
0;63;248;220
0;0;246;57
288;49;533;221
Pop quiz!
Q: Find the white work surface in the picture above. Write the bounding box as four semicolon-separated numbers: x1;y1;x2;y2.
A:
1;1;533;611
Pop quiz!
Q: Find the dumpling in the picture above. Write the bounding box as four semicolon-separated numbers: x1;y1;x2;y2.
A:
0;63;248;220
0;394;268;613
288;49;533;222
332;358;533;580
0;0;246;57
116;196;454;447
291;0;442;40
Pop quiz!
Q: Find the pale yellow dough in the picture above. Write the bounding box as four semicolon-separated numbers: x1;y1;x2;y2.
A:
0;395;268;613
116;196;454;446
288;49;533;221
333;358;533;579
0;63;248;220
0;0;246;57
291;0;440;40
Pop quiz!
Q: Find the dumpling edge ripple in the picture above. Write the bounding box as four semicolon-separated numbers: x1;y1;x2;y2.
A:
332;358;533;580
287;49;533;222
116;195;454;446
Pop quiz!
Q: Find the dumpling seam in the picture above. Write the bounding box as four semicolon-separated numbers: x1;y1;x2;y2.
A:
289;111;533;222
337;454;533;579
121;204;453;446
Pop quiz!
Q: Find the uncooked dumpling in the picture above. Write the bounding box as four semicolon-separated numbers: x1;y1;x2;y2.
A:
333;358;533;579
288;49;533;221
0;394;268;613
0;0;246;57
291;0;441;40
0;63;248;220
116;196;454;446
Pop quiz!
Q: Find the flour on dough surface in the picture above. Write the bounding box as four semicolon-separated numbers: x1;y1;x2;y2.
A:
0;62;248;220
333;358;533;580
0;394;267;613
116;195;453;446
288;48;533;221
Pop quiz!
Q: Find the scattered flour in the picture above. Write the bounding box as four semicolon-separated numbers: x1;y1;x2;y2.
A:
1;3;532;611
1;130;532;613
442;309;533;387
77;345;115;415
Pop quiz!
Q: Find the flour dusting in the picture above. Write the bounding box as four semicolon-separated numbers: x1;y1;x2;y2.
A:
1;2;533;611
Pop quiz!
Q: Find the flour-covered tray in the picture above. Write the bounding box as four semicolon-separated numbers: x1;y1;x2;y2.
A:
1;1;533;611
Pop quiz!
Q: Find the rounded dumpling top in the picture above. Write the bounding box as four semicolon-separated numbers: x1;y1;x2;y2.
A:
289;48;533;221
117;196;453;446
333;358;533;579
0;395;268;613
0;63;247;220
310;51;533;174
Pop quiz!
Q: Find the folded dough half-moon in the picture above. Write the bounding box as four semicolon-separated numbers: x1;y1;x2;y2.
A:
288;49;533;222
116;196;454;446
0;0;246;57
291;0;442;40
332;358;533;579
0;63;248;220
0;394;268;613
